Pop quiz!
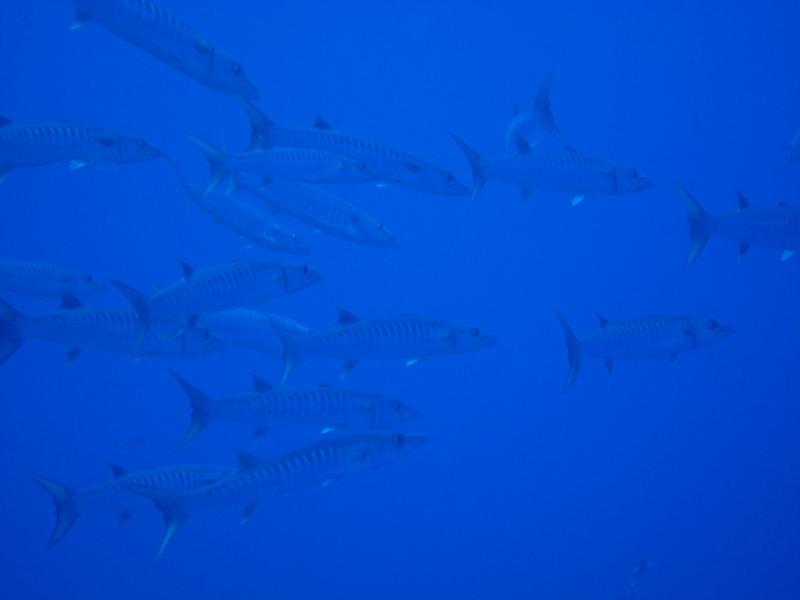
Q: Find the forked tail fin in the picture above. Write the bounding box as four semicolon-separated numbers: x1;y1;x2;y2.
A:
168;370;214;450
675;184;710;269
450;134;488;204
31;476;80;547
555;311;582;391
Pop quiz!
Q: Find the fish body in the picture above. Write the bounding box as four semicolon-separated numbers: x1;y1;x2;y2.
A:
195;309;307;356
556;312;733;390
169;371;420;447
0;296;223;364
678;185;800;268
131;433;427;555
452;134;653;203
0;258;105;298
270;309;496;383
238;99;468;196
32;463;234;547
190;189;310;254
71;0;258;98
111;260;322;331
0;118;161;180
239;178;398;247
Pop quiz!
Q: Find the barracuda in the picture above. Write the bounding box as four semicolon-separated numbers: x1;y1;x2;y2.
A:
169;370;420;448
0;258;105;298
556;312;734;390
71;0;258;98
130;433;427;556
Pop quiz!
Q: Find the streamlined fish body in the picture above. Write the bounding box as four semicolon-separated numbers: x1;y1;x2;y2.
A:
0;118;161;181
71;0;259;98
0;258;105;298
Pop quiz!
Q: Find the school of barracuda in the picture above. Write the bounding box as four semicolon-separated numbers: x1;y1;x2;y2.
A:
0;0;795;556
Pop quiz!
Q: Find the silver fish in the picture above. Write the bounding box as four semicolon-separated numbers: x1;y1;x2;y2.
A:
130;433;427;556
556;312;734;390
169;370;420;448
238;98;468;196
32;462;234;547
0;117;161;182
187;186;310;255
238;177;399;247
111;260;322;334
187;135;376;193
0;258;105;298
451;134;653;203
270;308;496;384
678;185;800;268
0;295;223;364
71;0;258;99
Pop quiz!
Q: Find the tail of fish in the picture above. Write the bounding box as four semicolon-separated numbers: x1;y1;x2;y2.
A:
185;135;231;195
675;184;710;270
555;311;582;391
450;134;488;204
31;476;81;548
110;280;151;343
169;370;215;450
237;96;274;149
268;315;307;385
125;484;187;558
534;70;562;139
0;298;24;364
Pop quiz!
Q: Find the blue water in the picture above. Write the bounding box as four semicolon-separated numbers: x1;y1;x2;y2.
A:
1;1;799;598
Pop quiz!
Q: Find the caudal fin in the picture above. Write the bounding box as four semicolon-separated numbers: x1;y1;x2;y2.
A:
110;280;151;345
675;184;710;269
450;134;488;204
555;311;582;391
185;135;230;195
267;315;304;385
168;370;213;450
0;298;24;364
31;476;80;548
237;96;274;149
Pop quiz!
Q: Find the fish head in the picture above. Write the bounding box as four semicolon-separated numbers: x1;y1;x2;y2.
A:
615;167;654;194
213;54;260;100
282;263;323;292
359;433;428;465
689;318;734;347
450;324;497;353
372;398;421;427
345;213;399;247
110;134;164;163
59;273;106;295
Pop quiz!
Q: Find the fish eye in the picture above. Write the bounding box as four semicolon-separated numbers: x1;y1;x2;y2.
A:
630;169;639;178
302;265;309;274
291;234;298;240
708;319;719;331
376;223;383;230
445;172;455;183
470;328;480;337
200;329;212;341
83;275;93;283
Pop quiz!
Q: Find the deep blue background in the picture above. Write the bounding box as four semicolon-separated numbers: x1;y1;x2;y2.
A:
1;1;799;598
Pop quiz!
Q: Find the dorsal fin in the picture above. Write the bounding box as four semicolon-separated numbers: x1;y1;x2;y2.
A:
597;313;609;328
109;463;127;479
237;451;260;470
312;115;333;130
177;260;195;280
60;294;84;310
0;116;11;127
251;374;272;393
337;308;360;325
737;190;750;211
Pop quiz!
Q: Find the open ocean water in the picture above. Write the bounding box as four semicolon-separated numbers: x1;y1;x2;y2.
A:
1;1;799;598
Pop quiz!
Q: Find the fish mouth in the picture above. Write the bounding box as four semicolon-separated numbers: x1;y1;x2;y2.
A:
398;433;428;449
380;234;400;248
